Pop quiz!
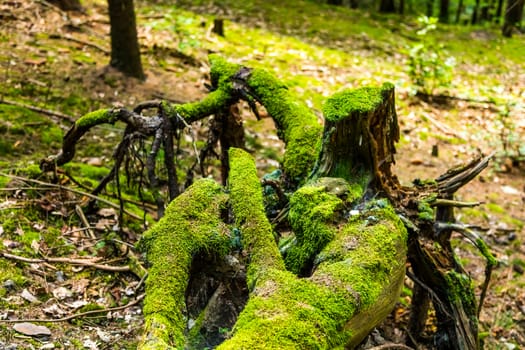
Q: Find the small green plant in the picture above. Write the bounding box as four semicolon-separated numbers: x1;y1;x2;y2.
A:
407;16;455;95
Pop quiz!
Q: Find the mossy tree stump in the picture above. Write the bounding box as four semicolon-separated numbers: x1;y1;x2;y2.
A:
135;65;408;348
42;56;492;349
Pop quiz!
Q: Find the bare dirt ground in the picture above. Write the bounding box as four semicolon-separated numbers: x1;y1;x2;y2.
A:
0;0;524;349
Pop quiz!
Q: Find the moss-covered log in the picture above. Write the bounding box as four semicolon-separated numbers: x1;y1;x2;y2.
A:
137;179;230;349
43;56;490;349
219;148;407;349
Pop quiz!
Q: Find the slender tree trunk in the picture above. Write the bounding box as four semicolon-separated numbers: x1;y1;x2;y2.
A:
455;0;464;23
327;0;343;5
107;0;145;80
495;0;505;22
350;0;359;9
379;0;396;12
471;0;480;24
426;0;434;17
399;0;405;14
503;0;525;36
439;0;450;22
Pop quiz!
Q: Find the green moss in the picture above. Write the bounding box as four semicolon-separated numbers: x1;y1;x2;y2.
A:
63;162;111;181
138;178;230;348
220;198;407;349
75;109;118;129
13;163;42;179
285;182;344;274
0;259;27;290
417;198;435;221
475;238;497;267
316;203;408;309
218;268;355;349
444;271;477;325
486;202;505;214
228;147;285;288
323;83;394;122
246;64;323;183
167;55;239;124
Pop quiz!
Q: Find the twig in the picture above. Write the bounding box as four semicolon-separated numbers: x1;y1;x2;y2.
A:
134;272;148;293
420;112;459;138
430;199;481;208
0;251;130;272
0;98;74;123
0;173;142;220
434;222;496;316
0;294;144;323
49;33;110;54
75;204;96;240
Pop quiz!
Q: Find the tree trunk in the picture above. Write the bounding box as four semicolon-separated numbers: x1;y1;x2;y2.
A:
439;0;450;23
495;0;505;22
327;0;343;5
107;0;145;80
471;0;480;24
350;0;359;9
399;0;405;14
503;0;525;36
379;0;396;13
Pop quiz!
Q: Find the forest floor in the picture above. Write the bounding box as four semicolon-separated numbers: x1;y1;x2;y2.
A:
0;0;524;349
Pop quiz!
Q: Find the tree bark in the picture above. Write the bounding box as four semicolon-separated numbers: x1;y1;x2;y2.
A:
107;0;145;80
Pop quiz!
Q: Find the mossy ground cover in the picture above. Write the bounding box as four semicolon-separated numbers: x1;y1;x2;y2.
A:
0;0;524;348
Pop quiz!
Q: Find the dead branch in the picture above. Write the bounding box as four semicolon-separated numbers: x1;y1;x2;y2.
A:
0;294;144;323
49;33;110;54
0;251;130;272
0;98;75;122
0;173;142;220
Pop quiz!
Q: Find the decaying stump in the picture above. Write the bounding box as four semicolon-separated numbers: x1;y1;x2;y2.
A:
41;56;494;349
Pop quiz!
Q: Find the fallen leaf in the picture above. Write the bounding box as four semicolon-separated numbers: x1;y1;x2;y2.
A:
3;239;20;249
64;300;88;309
20;289;39;304
97;208;116;218
43;304;67;317
87;157;103;166
52;286;73;300
69;278;90;294
13;322;51;337
501;185;521;196
24;58;47;66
